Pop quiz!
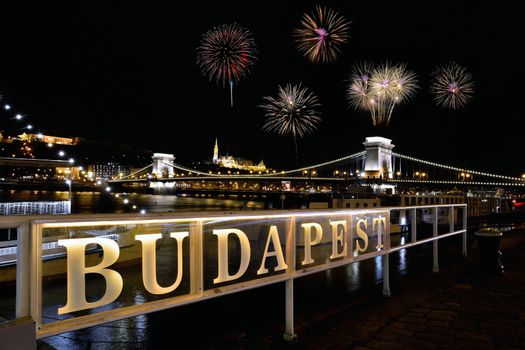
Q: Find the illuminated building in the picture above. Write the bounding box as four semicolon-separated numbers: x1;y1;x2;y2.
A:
21;133;80;145
212;138;267;172
89;163;129;180
213;138;219;164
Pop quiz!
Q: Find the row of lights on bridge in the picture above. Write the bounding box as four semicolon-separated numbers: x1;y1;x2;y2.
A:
395;153;524;181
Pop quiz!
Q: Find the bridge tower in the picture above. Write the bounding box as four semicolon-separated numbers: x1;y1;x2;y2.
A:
152;153;175;178
362;137;395;179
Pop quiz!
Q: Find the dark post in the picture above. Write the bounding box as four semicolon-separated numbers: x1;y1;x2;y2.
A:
474;228;504;275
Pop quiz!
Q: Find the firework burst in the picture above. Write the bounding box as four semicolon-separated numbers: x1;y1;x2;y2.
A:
260;83;322;156
294;5;351;63
196;23;258;106
431;62;474;109
347;62;418;127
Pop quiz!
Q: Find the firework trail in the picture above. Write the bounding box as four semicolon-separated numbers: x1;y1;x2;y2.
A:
431;62;474;109
294;5;350;63
197;23;258;106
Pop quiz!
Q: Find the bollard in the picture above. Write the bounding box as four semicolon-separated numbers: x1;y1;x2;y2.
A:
474;228;504;275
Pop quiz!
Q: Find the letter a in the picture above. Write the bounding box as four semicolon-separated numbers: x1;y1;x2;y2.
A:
58;238;123;314
257;225;288;275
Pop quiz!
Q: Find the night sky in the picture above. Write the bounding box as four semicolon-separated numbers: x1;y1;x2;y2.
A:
1;2;523;174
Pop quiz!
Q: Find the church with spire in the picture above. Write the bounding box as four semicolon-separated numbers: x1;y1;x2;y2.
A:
212;138;267;172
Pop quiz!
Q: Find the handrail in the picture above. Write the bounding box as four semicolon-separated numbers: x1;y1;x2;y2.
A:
0;204;468;342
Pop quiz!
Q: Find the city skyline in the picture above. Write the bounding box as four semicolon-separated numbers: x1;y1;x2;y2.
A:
1;2;523;174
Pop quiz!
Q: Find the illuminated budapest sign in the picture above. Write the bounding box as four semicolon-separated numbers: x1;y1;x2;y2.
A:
53;211;388;315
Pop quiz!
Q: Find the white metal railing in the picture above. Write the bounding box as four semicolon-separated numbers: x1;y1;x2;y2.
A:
0;234;120;260
0;201;71;216
0;204;467;342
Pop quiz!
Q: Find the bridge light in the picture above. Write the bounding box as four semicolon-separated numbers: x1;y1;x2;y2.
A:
68;158;75;164
27;124;33;130
58;151;65;157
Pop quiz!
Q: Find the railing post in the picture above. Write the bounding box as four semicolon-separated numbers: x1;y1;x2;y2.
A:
189;221;203;295
432;207;439;273
449;206;454;234
411;208;417;242
284;279;295;341
30;223;42;330
383;212;391;297
382;254;391;297
283;217;297;341
462;205;468;258
16;223;30;318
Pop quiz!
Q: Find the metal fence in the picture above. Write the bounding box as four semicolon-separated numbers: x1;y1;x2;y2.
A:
0;204;467;342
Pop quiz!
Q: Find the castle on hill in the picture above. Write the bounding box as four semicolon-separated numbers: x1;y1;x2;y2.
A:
212;138;266;172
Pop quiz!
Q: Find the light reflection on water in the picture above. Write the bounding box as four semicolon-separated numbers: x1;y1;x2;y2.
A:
374;256;382;281
0;189;267;213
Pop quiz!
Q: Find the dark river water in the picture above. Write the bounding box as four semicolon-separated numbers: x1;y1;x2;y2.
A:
0;189;267;213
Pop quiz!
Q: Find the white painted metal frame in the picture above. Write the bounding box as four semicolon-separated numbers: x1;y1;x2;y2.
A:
0;204;467;340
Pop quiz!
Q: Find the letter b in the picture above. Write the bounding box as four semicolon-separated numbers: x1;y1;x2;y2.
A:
58;238;123;314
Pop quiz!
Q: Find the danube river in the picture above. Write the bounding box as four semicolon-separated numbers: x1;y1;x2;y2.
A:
0;189;267;213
